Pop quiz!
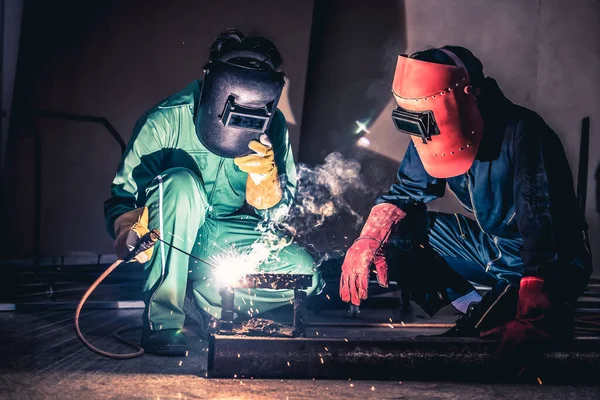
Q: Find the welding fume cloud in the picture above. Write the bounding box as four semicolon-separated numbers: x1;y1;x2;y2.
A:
255;151;372;262
210;151;372;289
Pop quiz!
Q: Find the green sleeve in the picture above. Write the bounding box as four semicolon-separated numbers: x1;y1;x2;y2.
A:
254;109;297;219
103;114;164;238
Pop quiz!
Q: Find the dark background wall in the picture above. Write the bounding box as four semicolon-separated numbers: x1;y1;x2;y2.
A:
1;0;598;276
1;0;314;259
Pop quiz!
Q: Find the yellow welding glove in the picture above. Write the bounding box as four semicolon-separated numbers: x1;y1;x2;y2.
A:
234;134;283;210
114;206;154;263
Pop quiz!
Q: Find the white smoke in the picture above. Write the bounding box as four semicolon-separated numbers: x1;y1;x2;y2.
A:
256;152;382;270
208;152;387;286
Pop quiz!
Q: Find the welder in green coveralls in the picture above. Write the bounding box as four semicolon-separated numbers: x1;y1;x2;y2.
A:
104;29;324;356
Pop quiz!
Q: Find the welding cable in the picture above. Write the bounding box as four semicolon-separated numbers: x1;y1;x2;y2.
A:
74;230;216;359
74;259;144;359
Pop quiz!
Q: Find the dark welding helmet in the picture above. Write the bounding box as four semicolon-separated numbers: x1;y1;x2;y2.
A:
196;54;285;158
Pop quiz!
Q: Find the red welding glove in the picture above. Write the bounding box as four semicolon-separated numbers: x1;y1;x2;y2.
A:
480;277;572;363
339;203;407;305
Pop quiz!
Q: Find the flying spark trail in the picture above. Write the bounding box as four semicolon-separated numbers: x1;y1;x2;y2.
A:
355;120;370;134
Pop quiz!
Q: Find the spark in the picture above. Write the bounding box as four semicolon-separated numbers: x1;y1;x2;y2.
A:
326;295;331;300
389;318;393;322
371;386;375;391
185;351;189;357
537;377;543;385
344;338;348;342
388;324;394;329
234;374;237;378
401;321;405;326
355;120;370;134
165;231;184;242
357;137;371;147
179;361;183;366
287;362;291;367
350;383;354;387
316;332;319;336
320;357;324;364
210;246;265;288
238;354;241;358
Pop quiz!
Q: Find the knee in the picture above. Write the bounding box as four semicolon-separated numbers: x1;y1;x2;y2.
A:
155;168;207;204
287;247;326;294
160;168;201;193
297;253;317;275
284;245;316;274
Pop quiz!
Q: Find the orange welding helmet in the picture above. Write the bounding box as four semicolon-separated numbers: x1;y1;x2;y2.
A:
391;49;484;178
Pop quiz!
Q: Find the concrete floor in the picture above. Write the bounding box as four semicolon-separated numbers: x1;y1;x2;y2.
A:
3;372;600;400
1;307;600;399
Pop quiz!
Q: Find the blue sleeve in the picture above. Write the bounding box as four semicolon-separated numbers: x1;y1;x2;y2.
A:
375;141;446;211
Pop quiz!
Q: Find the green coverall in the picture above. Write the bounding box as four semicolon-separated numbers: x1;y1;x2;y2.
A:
104;81;324;331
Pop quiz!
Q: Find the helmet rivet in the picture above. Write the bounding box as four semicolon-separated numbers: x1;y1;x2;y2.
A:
442;153;445;156
459;148;464;151
451;151;454;154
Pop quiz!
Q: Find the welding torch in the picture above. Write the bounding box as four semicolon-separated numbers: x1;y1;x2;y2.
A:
74;229;215;359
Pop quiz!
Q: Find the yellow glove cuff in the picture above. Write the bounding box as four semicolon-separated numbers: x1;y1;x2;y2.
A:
245;167;283;210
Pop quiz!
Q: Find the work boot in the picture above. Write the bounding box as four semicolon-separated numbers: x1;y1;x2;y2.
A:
183;294;217;340
440;283;519;338
441;301;487;337
141;329;188;356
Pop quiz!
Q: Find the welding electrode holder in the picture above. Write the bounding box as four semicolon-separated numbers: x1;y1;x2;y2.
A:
123;229;161;262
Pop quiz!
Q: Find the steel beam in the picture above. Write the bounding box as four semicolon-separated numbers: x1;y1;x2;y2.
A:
208;335;600;383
